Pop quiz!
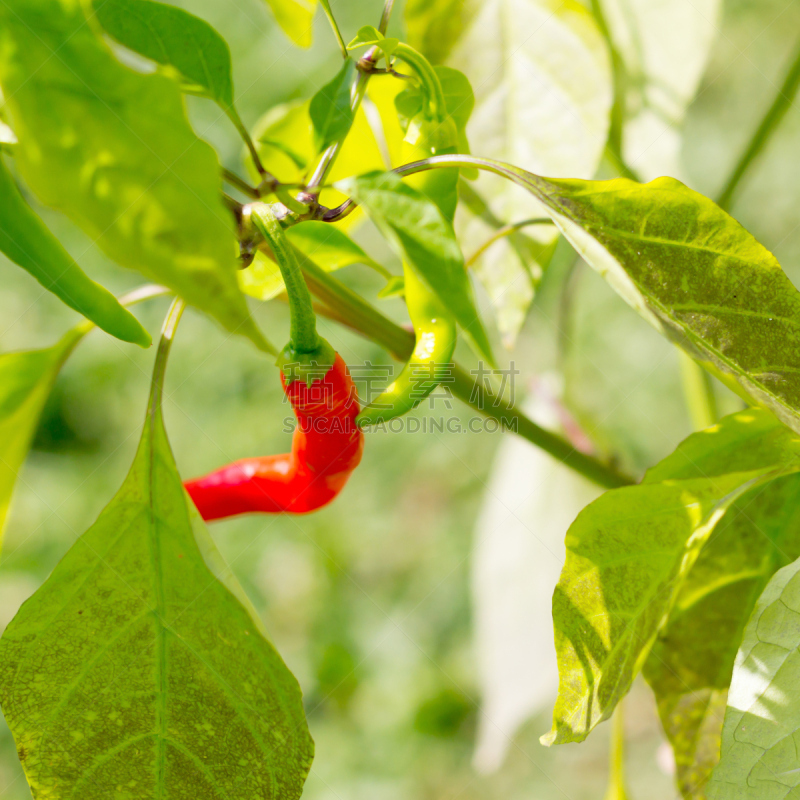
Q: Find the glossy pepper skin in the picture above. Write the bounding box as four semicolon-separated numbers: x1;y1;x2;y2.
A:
184;204;363;520
185;354;362;518
357;110;460;426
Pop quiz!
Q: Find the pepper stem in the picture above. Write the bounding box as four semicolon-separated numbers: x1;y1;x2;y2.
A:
392;43;447;121
249;204;320;354
248;204;335;384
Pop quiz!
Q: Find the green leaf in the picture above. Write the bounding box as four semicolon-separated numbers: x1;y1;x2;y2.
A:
240;221;383;301
0;0;272;355
638;409;800;798
707;553;800;798
643;473;800;799
0;326;88;551
337;171;495;366
415;0;612;345
543;409;800;746
0;160;150;347
459;160;800;435
93;0;234;109
0;307;314;799
263;0;317;48
310;58;357;154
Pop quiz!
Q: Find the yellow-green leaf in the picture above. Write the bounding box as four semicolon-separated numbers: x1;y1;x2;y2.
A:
0;159;150;347
454;158;800;435
544;409;800;746
0;306;313;799
707;553;800;798
0;326;88;552
0;0;272;354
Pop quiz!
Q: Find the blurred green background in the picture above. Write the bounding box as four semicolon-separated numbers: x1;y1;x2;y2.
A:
1;0;799;798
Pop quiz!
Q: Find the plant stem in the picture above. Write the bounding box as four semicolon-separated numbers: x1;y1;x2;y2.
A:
717;38;800;211
465;218;554;268
392;42;447;120
679;350;718;431
150;298;185;414
251;206;320;353
292;247;634;489
118;284;172;308
379;0;395;34
222;168;260;199
604;145;641;182
590;0;631;176
319;0;348;59
226;109;273;184
603;702;630;800
306;48;378;189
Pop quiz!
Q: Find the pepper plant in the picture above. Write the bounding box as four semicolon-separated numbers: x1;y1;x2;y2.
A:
0;0;799;798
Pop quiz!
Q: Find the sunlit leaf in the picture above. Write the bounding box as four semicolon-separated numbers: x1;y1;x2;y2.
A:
638;409;800;798
0;0;272;354
0;310;313;799
644;473;800;799
93;0;234;109
338;171;494;366
0;326;88;552
0;160;150;347
310;58;357;153
543;409;800;746
460;160;800;435
407;0;612;345
597;0;722;180
240;221;382;301
707;553;800;798
263;0;317;48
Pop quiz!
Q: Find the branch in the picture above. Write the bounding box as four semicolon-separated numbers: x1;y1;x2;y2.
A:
717;37;800;211
379;0;395;34
289;246;634;489
465;218;554;268
319;0;348;59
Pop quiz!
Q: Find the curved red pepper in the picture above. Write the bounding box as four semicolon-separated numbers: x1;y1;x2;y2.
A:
185;354;363;519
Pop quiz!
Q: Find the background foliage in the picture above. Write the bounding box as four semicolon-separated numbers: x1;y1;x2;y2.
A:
1;0;800;797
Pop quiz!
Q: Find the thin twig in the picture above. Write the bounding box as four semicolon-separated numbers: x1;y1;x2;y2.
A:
379;0;396;35
222;168;260;199
465;218;555;268
226;109;273;184
287;245;635;489
307;47;380;189
717;37;800;210
319;0;348;59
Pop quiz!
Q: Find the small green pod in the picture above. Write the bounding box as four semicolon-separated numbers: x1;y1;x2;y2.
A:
358;52;462;427
357;264;457;426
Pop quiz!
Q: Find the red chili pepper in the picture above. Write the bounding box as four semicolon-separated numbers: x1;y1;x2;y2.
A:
185;354;362;519
184;204;363;520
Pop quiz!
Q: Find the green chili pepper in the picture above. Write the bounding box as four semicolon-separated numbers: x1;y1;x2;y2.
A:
357;52;461;427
